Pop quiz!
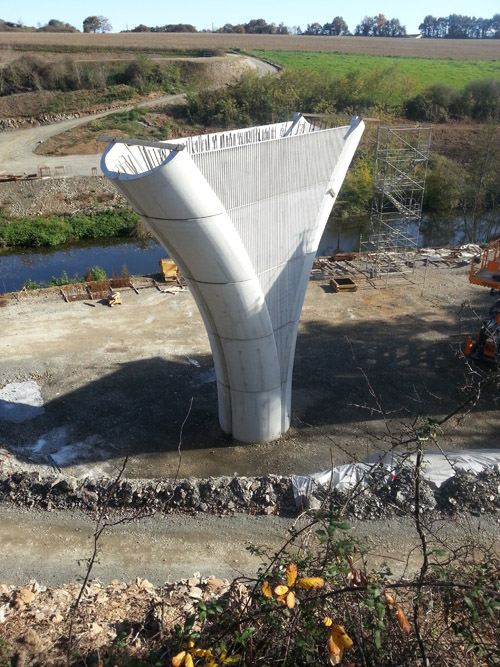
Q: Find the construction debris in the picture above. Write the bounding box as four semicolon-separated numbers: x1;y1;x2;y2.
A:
329;277;358;293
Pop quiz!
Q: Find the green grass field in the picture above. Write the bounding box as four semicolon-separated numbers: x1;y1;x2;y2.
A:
249;50;500;90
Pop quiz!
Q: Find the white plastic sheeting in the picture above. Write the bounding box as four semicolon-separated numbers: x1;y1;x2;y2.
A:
291;449;500;503
101;115;364;443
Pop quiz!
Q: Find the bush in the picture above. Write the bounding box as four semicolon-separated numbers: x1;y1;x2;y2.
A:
44;270;82;286
22;278;40;290
0;210;140;249
85;265;107;281
163;506;500;666
424;155;466;213
0;54;184;97
406;83;462;122
462;79;500;120
336;148;374;216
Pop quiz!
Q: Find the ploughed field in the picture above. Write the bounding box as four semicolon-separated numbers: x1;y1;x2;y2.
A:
1;32;500;60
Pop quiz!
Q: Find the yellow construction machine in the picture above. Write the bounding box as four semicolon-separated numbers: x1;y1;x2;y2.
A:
465;239;500;363
107;291;122;307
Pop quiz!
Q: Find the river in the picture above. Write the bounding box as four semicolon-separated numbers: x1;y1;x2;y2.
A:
1;215;499;294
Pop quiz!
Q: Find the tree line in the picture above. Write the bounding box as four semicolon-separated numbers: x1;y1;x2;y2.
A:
2;13;500;37
419;14;500;39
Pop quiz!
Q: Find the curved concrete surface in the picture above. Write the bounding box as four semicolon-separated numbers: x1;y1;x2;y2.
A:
102;116;364;442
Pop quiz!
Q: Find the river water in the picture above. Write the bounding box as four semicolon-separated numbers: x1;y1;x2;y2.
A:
1;215;499;294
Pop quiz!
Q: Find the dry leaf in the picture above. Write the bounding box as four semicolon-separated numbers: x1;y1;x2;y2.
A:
385;592;395;606
171;651;186;667
397;606;411;634
328;625;353;665
296;577;324;589
286;563;298;588
262;581;273;598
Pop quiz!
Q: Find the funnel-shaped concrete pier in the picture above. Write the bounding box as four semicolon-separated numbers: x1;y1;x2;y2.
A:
101;114;364;443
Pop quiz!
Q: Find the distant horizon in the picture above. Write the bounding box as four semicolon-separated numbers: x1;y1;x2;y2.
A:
3;0;499;37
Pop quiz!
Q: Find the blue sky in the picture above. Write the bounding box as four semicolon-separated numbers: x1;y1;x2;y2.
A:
6;0;499;35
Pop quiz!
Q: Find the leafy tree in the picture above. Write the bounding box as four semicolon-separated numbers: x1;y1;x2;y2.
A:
275;22;289;35
425;155;465;213
355;16;374;36
373;13;387;36
164;23;197;32
387;18;406;37
39;19;78;32
304;22;322;35
131;24;150;32
419;15;438;37
245;18;275;34
83;16;100;33
331;16;349;35
83;16;111;33
461;122;500;240
355;15;405;36
492;13;500;37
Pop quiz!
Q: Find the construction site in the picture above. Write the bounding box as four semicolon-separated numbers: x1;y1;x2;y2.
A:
1;115;500;665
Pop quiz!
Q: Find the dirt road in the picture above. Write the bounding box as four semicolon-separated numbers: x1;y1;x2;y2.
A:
1;503;497;586
0;94;185;177
0;56;277;177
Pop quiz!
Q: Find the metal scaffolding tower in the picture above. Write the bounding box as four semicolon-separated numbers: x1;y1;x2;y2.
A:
361;125;431;279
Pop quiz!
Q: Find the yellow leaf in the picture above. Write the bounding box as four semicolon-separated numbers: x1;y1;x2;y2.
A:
192;648;207;657
327;632;342;665
347;555;354;567
286;591;295;609
274;585;289;596
397;606;411;634
262;581;273;598
385;592;395;606
188;640;195;649
296;577;324;589
323;616;333;627
328;626;353;665
223;656;241;664
171;651;186;667
334;625;353;649
286;563;298;587
185;654;194;667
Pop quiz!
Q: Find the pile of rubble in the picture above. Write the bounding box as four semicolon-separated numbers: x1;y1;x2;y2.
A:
0;574;238;666
1;467;499;520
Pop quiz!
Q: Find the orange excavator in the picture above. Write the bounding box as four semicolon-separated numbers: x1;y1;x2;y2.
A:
465;239;500;363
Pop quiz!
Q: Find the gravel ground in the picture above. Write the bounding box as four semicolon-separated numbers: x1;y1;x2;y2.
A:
1;258;498;481
1;255;499;593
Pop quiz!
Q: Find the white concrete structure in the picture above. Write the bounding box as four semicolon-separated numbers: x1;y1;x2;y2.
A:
101;114;364;443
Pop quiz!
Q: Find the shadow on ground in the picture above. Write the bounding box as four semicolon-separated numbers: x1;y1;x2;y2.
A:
1;290;498;476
